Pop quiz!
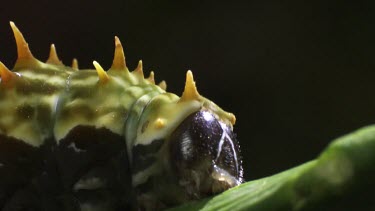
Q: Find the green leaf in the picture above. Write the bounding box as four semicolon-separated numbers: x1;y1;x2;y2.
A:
168;125;375;211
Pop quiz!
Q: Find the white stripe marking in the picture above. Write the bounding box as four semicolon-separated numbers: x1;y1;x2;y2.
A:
68;142;86;153
215;128;226;160
216;122;239;174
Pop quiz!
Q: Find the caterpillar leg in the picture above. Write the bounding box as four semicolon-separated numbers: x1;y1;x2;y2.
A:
55;126;133;210
0;135;43;210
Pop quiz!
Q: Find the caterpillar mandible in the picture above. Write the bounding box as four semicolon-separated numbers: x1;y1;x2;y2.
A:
0;22;243;211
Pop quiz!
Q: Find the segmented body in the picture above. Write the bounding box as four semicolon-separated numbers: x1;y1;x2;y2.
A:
0;22;242;211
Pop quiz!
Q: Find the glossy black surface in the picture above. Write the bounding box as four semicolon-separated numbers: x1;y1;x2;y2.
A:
169;110;243;197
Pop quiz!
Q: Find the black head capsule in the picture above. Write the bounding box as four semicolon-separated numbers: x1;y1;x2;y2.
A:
169;110;243;198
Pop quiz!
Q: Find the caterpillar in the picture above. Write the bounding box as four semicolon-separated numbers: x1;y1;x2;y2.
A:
0;22;243;211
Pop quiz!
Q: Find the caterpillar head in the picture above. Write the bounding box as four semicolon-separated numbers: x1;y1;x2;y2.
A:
169;109;243;198
167;72;243;199
135;71;243;206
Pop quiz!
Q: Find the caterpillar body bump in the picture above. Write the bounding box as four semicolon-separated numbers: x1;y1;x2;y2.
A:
0;22;243;211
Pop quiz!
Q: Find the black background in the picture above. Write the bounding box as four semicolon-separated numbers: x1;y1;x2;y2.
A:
0;0;374;181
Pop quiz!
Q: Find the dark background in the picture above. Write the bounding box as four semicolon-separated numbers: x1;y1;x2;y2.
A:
0;0;374;181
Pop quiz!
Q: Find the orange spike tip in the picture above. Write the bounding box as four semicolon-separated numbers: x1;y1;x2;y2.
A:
147;71;155;84
10;21;35;61
93;61;110;83
71;58;79;70
228;113;236;125
158;80;167;91
0;62;15;83
154;118;166;129
111;36;127;70
179;70;201;102
134;60;144;78
46;44;63;65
